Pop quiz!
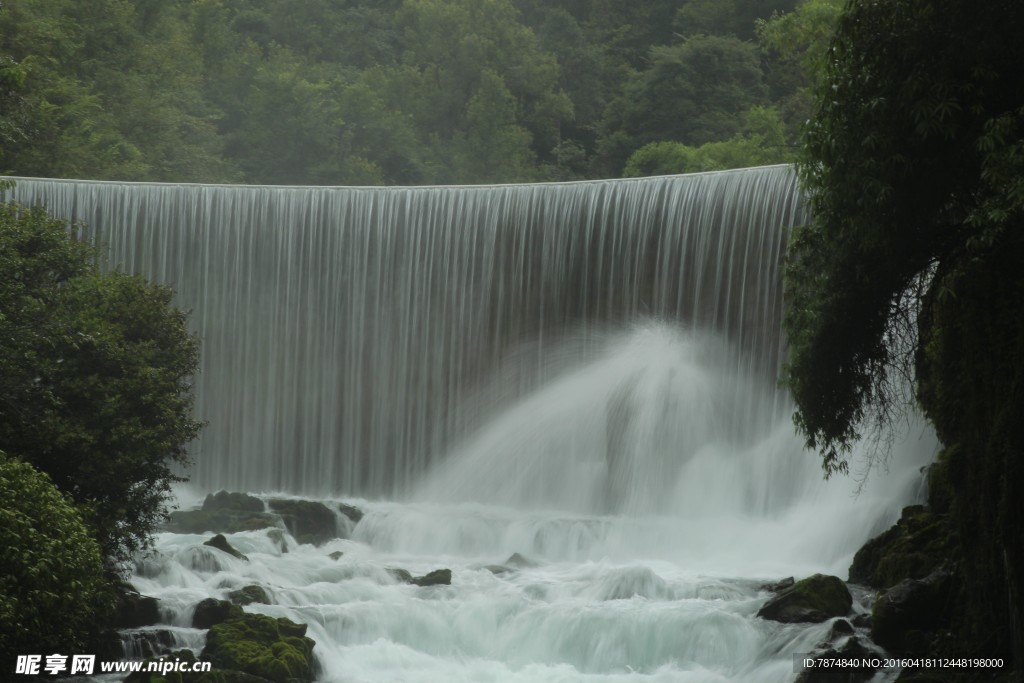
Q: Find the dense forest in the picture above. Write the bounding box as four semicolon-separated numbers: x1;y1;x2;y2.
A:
0;0;842;185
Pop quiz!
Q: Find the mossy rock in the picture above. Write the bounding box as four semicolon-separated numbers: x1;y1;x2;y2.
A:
113;582;161;628
228;585;270;607
202;613;316;683
757;574;852;623
125;649;276;683
192;598;243;629
203;491;265;514
164;509;278;535
387;568;414;583
848;505;955;589
337;503;364;524
871;566;956;655
204;534;248;561
411;568;452;587
268;499;337;546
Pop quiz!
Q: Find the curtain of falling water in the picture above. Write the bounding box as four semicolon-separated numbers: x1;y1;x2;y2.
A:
1;166;807;497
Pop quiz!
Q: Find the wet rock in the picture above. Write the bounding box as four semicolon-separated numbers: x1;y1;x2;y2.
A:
484;564;513;575
337;502;364;524
757;574;852;623
760;576;795;593
505;552;539;568
269;499;337;545
204;533;248;561
328;551;344;561
192;597;243;629
852;613;872;628
202;613;317;682
228;584;270;606
112;583;161;628
411;568;452;587
828;618;855;639
204;490;265;513
796;635;878;682
164;508;278;535
871;566;956;655
387;568;413;583
267;528;289;553
848;505;955;590
121;628;175;659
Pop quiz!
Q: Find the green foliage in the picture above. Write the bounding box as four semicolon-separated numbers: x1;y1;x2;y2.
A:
0;201;202;563
1;0;810;184
0;452;106;666
785;0;1024;475
623;106;792;176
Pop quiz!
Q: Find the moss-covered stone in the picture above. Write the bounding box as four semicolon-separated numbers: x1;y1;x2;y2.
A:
204;491;265;514
848;505;956;590
268;499;337;546
228;585;270;607
192;598;243;629
204;534;248;561
164;509;278;535
337;503;364;524
871;566;956;656
757;574;852;623
113;582;161;628
202;614;316;683
411;569;452;587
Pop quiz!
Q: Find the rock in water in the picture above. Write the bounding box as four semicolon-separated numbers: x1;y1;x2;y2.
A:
202;613;317;682
269;498;338;545
228;584;271;606
192;598;243;629
757;574;852;623
411;569;452;587
203;490;265;513
204;533;248;561
871;566;955;654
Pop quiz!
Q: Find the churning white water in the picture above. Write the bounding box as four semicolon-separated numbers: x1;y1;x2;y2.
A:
1;168;936;681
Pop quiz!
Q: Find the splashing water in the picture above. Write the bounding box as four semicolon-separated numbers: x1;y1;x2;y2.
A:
1;168;937;682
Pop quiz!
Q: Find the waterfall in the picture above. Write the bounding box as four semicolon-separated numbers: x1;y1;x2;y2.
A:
2;166;806;501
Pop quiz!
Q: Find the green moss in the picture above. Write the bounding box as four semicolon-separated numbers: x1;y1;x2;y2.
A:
228;585;270;607
757;574;852;623
268;499;337;546
202;614;316;683
849;505;956;589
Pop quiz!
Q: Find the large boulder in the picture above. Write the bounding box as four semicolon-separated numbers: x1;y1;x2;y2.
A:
228;585;270;607
848;505;955;589
192;598;243;629
112;583;161;628
268;499;337;546
757;574;852;623
411;569;452;587
203;491;265;514
202;613;317;683
871;566;956;655
163;491;276;535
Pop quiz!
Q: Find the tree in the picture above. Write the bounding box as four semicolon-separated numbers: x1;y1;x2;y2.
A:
0;452;107;665
785;0;1024;475
0;201;202;563
600;34;767;173
623;105;792;176
785;0;1024;665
